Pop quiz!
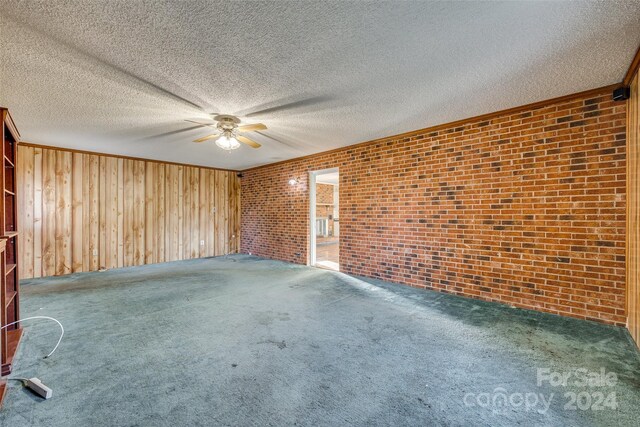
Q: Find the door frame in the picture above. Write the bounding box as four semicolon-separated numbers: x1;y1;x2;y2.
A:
308;167;339;267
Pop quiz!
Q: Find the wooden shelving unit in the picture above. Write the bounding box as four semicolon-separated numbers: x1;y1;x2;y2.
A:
0;108;21;406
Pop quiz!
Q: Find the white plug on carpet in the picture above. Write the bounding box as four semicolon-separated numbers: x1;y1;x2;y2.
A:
26;378;53;399
9;378;53;399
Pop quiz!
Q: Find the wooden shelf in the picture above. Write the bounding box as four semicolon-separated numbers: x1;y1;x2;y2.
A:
1;328;23;376
4;291;16;308
0;108;21;400
5;263;15;275
0;381;6;408
5;329;23;363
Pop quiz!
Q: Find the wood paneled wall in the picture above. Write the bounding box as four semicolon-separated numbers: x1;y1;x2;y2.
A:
17;145;240;279
628;72;640;346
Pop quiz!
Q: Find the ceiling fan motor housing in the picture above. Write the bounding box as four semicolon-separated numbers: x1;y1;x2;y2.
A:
191;114;263;148
214;114;241;132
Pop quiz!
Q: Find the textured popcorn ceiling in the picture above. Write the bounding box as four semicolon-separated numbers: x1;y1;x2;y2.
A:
1;1;639;170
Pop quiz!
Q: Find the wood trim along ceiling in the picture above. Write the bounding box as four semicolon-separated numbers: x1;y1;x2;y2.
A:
623;44;640;87
17;145;241;279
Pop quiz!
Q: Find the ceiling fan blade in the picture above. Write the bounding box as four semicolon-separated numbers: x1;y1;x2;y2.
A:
137;124;206;141
237;135;261;149
193;133;220;143
254;131;296;148
244;96;332;118
237;123;267;133
185;119;217;128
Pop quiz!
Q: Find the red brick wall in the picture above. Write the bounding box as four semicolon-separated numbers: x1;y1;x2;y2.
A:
241;90;627;325
317;183;334;204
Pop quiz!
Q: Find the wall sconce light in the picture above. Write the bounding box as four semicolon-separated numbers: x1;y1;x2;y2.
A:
288;178;299;186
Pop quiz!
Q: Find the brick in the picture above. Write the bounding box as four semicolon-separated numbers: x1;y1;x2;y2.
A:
241;91;626;326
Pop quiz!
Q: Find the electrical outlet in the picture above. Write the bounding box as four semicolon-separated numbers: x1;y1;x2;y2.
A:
92;249;98;256
200;240;205;246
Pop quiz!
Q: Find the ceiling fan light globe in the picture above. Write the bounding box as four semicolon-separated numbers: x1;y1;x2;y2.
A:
215;135;241;150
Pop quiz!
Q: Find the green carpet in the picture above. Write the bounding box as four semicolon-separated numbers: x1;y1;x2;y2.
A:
1;255;639;426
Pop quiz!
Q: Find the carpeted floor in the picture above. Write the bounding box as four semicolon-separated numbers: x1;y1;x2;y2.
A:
1;255;639;426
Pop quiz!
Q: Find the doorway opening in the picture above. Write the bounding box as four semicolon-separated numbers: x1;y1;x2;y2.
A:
309;168;339;271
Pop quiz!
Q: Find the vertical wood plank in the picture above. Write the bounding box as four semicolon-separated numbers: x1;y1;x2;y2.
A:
223;171;229;255
133;161;145;265
71;152;83;273
82;154;90;271
33;148;43;278
17;146;35;278
145;162;156;264
178;165;184;259
191;167;199;259
156;163;165;263
17;147;32;278
227;171;233;254
41;149;56;276
166;164;180;261
229;173;239;254
207;169;216;257
199;168;208;258
55;150;72;275
98;156;107;269
123;159;134;267
88;155;100;271
105;157;118;269
117;158;124;268
182;166;191;259
214;170;222;256
234;174;241;253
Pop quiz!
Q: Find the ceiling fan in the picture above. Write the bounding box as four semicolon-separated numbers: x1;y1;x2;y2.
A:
137;95;333;149
187;114;266;150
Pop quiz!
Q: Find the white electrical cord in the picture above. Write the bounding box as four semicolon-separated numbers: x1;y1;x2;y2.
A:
0;316;64;358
